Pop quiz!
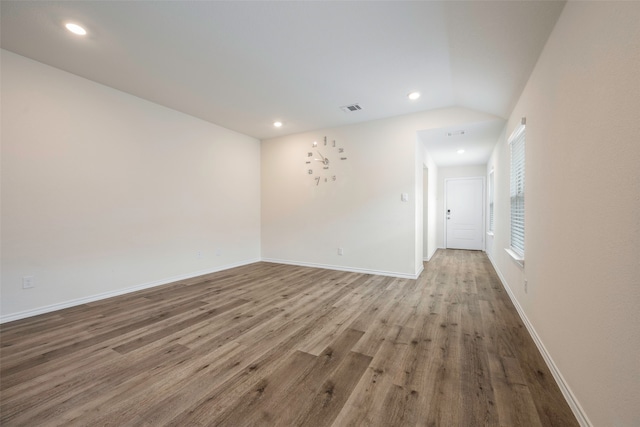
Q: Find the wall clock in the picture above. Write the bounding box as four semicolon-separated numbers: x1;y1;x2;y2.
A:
305;136;347;185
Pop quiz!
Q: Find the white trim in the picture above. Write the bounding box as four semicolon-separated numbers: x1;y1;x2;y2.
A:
505;247;525;268
507;117;527;144
0;258;260;324
422;246;438;262
486;253;592;427
1;256;423;324
423;246;438;262
261;258;423;280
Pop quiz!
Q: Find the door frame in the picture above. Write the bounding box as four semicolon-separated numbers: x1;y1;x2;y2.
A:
444;176;485;250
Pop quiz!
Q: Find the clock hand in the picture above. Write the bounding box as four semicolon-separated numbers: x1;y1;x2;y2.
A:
316;151;329;165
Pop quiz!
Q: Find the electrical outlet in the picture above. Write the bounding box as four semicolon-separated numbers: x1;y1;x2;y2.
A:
22;276;35;289
524;279;528;294
338;247;344;256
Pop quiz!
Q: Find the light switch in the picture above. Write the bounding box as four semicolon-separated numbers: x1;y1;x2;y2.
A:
22;276;35;289
401;193;409;202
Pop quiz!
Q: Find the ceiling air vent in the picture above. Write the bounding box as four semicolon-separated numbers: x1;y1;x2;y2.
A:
340;103;363;113
447;130;465;137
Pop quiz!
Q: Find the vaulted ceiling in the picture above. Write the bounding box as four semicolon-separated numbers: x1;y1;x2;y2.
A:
1;1;564;164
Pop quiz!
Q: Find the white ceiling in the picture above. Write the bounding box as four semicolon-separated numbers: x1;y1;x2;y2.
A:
418;119;506;167
0;1;564;164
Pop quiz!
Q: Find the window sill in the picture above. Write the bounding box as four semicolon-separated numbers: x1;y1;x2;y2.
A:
505;248;525;268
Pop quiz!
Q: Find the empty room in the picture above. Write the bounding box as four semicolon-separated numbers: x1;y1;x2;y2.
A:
1;1;638;426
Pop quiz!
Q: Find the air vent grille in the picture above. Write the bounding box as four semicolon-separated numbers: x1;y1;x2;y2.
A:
447;130;465;137
340;103;363;112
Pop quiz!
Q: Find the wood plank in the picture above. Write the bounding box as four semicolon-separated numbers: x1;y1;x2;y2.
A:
377;383;420;426
0;299;207;381
331;324;414;426
1;344;189;426
482;298;544;427
112;298;250;354
208;328;366;427
257;328;365;426
458;285;499;426
292;350;373;427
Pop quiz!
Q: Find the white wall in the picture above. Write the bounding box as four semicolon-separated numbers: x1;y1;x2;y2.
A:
1;50;261;321
423;151;438;261
423;168;429;259
436;165;487;248
486;3;640;426
261;119;419;277
415;138;425;268
261;107;497;278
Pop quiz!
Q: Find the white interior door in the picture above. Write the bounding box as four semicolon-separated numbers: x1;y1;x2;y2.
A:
445;177;484;250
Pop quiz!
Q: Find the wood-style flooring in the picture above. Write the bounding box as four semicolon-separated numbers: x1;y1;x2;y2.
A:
0;249;578;426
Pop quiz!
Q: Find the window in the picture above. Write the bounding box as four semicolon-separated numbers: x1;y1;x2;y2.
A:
488;169;495;233
509;119;526;258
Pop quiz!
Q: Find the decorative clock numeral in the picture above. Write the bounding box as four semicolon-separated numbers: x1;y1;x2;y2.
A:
308;169;313;174
315;177;320;185
338;148;344;153
308;152;313;157
332;176;336;181
332;140;336;147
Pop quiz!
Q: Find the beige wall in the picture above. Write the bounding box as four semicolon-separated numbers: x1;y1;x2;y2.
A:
486;2;640;425
1;50;262;321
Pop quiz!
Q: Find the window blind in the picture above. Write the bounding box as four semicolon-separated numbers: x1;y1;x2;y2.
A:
509;121;526;257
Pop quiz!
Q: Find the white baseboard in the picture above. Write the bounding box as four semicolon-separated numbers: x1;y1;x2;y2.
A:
1;256;422;324
486;253;592;427
261;258;422;280
0;258;260;324
425;246;438;261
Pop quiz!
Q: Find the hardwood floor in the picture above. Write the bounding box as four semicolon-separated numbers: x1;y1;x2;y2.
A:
0;250;578;426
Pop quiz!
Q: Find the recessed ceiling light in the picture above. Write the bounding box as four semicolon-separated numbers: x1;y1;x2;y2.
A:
457;149;465;154
408;92;421;100
65;23;87;36
273;121;283;128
